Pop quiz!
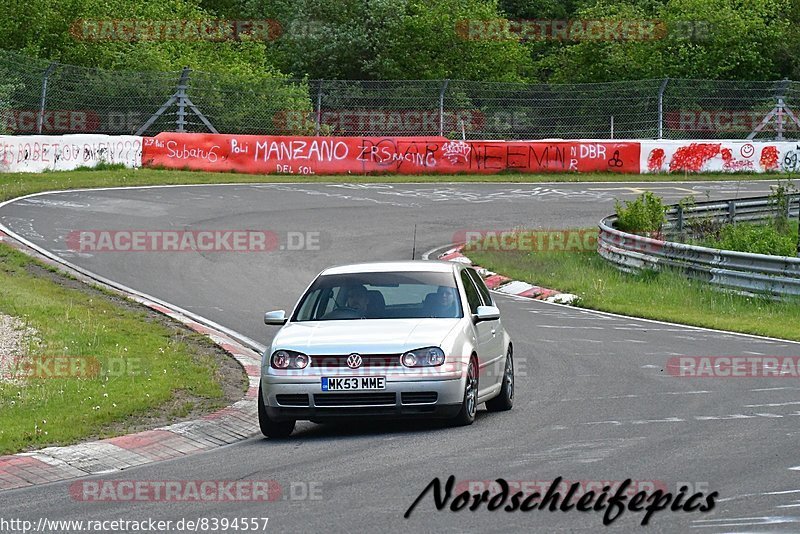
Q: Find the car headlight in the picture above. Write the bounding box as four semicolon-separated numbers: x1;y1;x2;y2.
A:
271;350;310;369
401;347;445;367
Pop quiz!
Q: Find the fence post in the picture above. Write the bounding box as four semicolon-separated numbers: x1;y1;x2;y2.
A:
657;78;669;139
315;81;323;136
175;67;190;133
37;63;57;134
439;79;450;137
776;78;789;141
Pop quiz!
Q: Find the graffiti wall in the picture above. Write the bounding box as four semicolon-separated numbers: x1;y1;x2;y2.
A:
4;133;800;175
0;135;142;173
142;133;641;175
641;140;800;173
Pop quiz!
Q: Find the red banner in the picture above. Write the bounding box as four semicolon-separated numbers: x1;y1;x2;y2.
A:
142;133;640;175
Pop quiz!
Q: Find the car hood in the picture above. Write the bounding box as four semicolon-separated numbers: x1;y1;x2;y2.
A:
271;318;461;354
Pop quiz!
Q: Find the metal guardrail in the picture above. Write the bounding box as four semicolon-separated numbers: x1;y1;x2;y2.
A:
598;194;800;299
663;194;800;233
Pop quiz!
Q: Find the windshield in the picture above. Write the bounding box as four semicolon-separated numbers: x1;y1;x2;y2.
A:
292;271;462;321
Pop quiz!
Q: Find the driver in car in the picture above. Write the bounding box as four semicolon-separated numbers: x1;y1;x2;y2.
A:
434;286;459;317
343;284;369;314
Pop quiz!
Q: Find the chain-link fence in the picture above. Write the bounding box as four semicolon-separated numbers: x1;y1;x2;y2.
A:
1;48;798;140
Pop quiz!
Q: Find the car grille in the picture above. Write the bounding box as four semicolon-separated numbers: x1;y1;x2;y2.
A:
401;392;438;404
310;354;401;368
314;393;396;406
275;394;310;407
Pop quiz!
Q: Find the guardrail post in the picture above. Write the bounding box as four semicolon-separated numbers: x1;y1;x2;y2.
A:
676;204;684;235
728;200;736;223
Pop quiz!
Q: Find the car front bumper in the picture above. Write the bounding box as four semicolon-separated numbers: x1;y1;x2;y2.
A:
261;375;465;421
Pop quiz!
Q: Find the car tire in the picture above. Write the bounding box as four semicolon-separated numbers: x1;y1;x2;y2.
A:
258;384;295;439
486;347;514;412
451;357;478;426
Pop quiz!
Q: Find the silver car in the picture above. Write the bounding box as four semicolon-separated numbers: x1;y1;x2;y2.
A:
259;260;514;438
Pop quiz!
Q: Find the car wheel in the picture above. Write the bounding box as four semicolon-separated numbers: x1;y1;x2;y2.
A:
258;385;295;439
486;347;514;412
451;357;478;426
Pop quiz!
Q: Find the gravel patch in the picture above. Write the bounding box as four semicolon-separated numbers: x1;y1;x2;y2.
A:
0;313;39;382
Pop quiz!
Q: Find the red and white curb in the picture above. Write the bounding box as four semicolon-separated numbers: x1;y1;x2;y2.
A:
0;229;262;491
438;246;580;305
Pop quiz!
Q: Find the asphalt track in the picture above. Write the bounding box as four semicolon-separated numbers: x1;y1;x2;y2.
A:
1;180;799;533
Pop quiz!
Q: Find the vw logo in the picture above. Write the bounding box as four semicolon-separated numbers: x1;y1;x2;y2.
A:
346;353;363;369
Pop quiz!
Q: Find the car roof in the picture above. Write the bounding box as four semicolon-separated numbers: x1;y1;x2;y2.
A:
320;260;461;276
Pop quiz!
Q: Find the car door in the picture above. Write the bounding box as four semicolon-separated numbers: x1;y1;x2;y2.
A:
460;269;499;396
466;268;506;388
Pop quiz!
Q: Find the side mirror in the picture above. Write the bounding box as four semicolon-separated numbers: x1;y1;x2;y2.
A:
264;310;287;325
474;305;500;323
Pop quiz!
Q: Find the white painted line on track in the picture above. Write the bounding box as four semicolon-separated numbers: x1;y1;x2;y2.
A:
0;190;266;354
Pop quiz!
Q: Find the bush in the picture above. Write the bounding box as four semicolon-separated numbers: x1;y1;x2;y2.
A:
614;192;667;234
711;223;797;257
769;180;798;234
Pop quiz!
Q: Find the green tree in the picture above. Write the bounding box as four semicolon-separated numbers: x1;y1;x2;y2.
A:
242;0;532;80
774;0;800;79
373;0;532;80
543;0;791;82
0;0;309;134
0;0;281;74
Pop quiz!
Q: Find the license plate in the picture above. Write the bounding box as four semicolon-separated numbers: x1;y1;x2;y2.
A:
321;377;385;391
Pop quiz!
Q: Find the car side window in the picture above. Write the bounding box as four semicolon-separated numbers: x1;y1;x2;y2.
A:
467;268;493;306
460;270;483;314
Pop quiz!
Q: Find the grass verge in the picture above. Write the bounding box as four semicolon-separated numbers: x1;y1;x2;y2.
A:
467;231;800;342
0;167;783;203
0;243;246;454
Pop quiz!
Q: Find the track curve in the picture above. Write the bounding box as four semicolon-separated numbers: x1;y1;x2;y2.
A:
1;180;799;532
